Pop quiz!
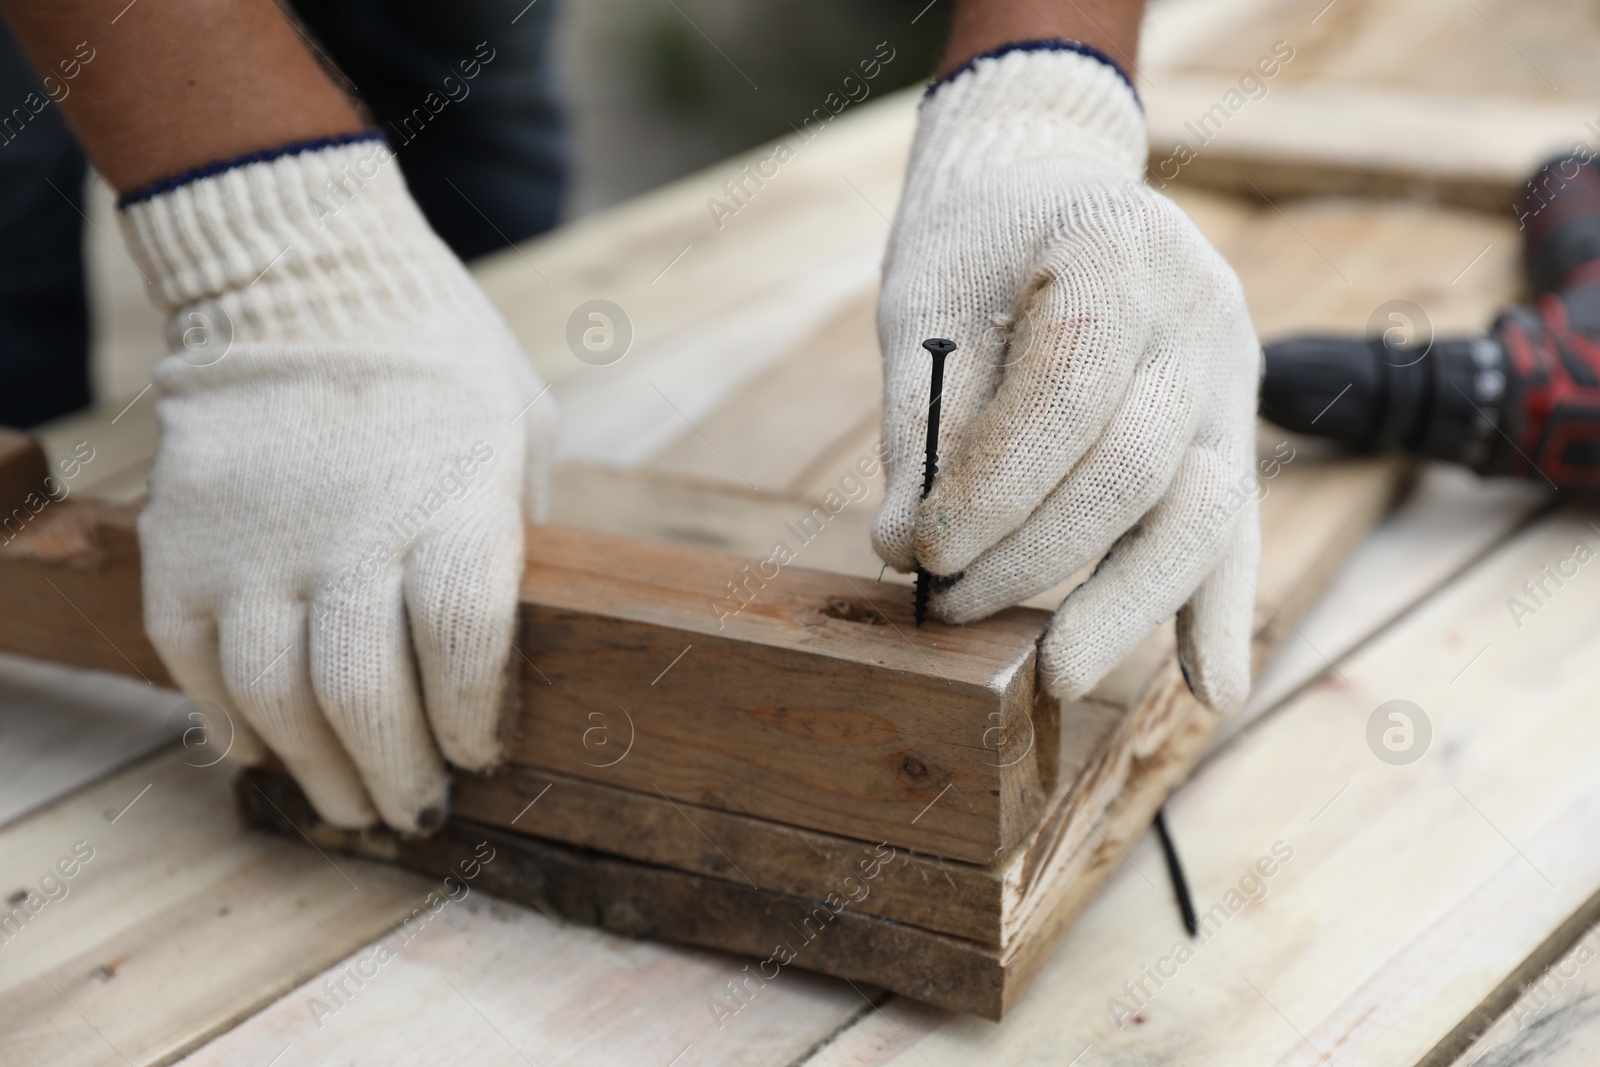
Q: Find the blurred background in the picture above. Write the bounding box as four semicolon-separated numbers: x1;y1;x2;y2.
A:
554;0;947;214
9;0;951;428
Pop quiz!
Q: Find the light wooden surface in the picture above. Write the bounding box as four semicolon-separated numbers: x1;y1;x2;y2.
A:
0;749;436;1066
176;893;872;1067
1226;461;1550;752
1451;921;1600;1067
1140;0;1600;206
10;0;1598;1058
0;653;176;827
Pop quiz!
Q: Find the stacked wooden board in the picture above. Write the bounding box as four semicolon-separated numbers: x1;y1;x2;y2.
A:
0;423;1403;1018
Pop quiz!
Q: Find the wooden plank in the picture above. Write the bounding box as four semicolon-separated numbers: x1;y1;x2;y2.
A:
1146;78;1594;211
471;91;917;396
172;892;870;1067
0;500;168;687
0;749;434;1067
453;765;1008;944
1144;0;1600;102
1233;462;1551;750
646;290;882;493
802;508;1600;1061
0;653;176;828
243;768;1022;1016
515;524;1053;863
424;448;1402;953
1139;0;1600;208
1447;921;1600;1067
550;462;890;583
0;500;1054;862
478;92;915;475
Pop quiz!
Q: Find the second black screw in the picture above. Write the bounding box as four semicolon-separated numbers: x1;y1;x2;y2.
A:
915;337;956;627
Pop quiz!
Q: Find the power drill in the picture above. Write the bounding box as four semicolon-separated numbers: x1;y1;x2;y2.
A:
1259;152;1600;489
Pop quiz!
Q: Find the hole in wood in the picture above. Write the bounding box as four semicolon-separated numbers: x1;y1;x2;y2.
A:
819;596;888;626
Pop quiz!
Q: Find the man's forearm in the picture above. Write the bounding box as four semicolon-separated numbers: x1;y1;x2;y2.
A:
0;0;360;192
940;0;1146;77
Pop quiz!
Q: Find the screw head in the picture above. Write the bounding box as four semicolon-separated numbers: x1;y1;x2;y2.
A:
922;337;957;357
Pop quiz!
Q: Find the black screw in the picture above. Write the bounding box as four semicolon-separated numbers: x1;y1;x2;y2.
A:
916;338;956;627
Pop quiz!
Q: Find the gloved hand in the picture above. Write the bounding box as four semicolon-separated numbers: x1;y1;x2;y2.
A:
873;44;1261;713
122;136;556;832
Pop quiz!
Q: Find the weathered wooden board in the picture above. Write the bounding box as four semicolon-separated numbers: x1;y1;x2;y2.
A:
0;491;168;687
0;483;1054;863
1231;462;1550;752
1449;920;1600;1067
503;449;1402;938
174;891;872;1067
1146;78;1594;211
0;749;435;1067
515;525;1053;863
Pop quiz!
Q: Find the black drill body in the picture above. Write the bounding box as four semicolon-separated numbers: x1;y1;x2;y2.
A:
1260;153;1600;490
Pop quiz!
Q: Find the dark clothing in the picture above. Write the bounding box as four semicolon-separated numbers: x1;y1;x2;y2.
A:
0;0;566;427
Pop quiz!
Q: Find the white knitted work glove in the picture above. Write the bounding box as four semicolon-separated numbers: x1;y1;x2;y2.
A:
122;136;556;832
873;44;1261;713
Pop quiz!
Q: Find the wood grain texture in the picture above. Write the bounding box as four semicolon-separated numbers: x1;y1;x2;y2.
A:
447;448;1404;955
453;765;1009;944
1146;78;1593;211
0;749;435;1067
0;500;169;687
646;290;883;494
1447;921;1600;1067
1140;0;1600;207
173;891;870;1067
0;498;1054;861
515;524;1053;862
